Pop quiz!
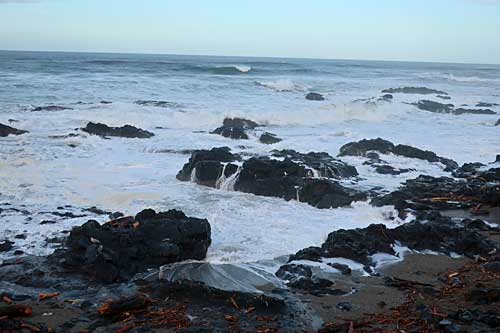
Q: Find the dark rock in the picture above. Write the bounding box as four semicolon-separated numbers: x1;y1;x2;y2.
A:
414;100;454;113
13;250;24;256
437;95;452;100
380;94;393;101
327;263;352;275
31;105;73;112
211;126;248;139
382;87;448;95
339;138;458;171
259;132;282;144
40;220;57;225
81;122;154;139
305;92;325;101
336;302;352;311
49;209;211;283
100;100;112;104
453;108;496;115
271;150;359;179
467;288;500;304
275;264;337;296
477;102;499;108
14;234;26;240
8;119;19;123
374;165;413;175
496;119;500;126
0;240;13;252
372;174;500;212
134;100;178;108
51;211;85;219
84;206;111;216
176;147;240;186
222;117;259;129
484;262;500;273
286;212;498;270
0;123;28;137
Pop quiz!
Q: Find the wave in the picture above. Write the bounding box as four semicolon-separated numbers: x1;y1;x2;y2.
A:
255;79;308;92
191;64;252;75
417;72;498;83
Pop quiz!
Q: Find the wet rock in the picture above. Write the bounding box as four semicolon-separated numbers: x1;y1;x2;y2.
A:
437;95;452;100
31;105;73;112
484;261;500;273
305;92;325;101
275;264;338;296
327;263;352;275
100;100;112;104
380;94;393;101
477;102;499;108
49;209;211;283
339;138;458;171
134;100;178;108
81;122;154;138
0;123;28;137
271;149;358;179
0;240;13;252
374;165;413;175
467;288;500;304
414;100;454;113
211;118;259;140
382;87;448;95
372;174;500;212
287;212;498;270
176;147;240;186
495;119;500;126
259;132;282;144
336;302;352;311
453;108;496;115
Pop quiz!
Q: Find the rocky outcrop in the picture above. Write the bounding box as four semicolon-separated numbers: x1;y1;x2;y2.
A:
211;117;260;140
259;132;282;144
287;212;498;270
453;108;496;115
81;122;154;138
382;87;448;95
0;123;28;137
371;171;500;213
49;209;211;283
338;138;458;171
305;92;325;101
177;148;364;209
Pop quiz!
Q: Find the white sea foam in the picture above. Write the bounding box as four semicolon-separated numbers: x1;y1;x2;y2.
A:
255;79;308;92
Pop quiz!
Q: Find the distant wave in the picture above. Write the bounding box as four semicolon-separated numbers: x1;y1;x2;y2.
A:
255;79;307;92
193;65;252;75
84;60;131;65
417;72;498;83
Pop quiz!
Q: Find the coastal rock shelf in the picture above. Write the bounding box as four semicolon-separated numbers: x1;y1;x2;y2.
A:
177;147;364;209
81;122;155;138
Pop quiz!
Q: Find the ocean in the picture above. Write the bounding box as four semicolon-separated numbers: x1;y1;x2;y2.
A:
0;50;499;269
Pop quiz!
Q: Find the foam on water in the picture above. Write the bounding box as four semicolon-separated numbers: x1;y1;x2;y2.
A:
1;51;499;266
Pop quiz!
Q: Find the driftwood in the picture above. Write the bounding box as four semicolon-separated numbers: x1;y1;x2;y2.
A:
0;304;33;317
98;294;152;317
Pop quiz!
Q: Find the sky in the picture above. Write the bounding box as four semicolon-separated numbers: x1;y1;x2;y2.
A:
0;0;499;64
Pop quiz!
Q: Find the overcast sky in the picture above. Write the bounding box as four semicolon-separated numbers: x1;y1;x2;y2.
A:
0;0;499;64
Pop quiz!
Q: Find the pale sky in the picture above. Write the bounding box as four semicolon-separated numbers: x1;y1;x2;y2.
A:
1;0;499;64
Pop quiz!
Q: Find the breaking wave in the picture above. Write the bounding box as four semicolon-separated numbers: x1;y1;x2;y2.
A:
255;79;308;92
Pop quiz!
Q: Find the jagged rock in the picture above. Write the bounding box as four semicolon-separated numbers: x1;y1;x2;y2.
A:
372;173;500;212
327;263;352;275
0;240;13;252
81;122;154;138
275;264;340;296
305;92;325;101
287;212;498;270
222;117;260;129
0;123;28;137
31;105;73;112
339;138;458;171
259;132;282;144
382;87;447;95
49;209;211;283
414;100;454;113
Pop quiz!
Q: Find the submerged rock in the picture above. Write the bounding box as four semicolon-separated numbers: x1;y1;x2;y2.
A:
437;95;452;100
382;87;448;95
134;100;178;108
339;138;458;171
380;94;393;101
453;108;496;115
414;100;454;113
477;102;499;108
305;92;325;101
259;132;282;144
0;123;28;137
81;122;154;138
31;105;73;112
50;209;211;283
0;240;13;252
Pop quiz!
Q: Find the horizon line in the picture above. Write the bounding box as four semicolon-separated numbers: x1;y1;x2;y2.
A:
0;48;499;67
